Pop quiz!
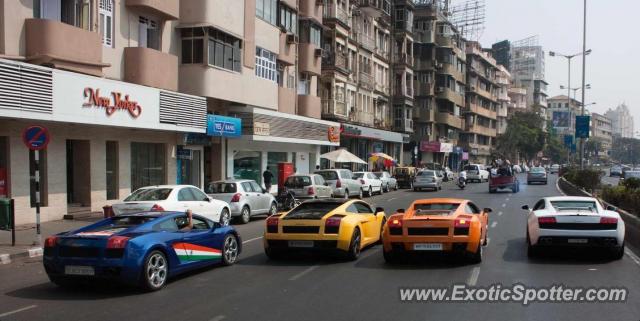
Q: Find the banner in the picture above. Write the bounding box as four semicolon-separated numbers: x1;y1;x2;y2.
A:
552;111;571;128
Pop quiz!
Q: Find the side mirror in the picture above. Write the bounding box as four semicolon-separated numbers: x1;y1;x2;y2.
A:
375;207;385;214
324;182;329;186
262;188;267;194
396;208;405;213
483;208;492;213
205;197;211;202
606;205;618;212
521;205;530;211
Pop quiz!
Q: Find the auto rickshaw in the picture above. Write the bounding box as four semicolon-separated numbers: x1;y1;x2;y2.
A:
393;166;417;189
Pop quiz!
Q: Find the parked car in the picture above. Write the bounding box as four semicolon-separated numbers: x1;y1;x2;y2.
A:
527;167;548;185
413;170;443;191
374;171;398;192
353;171;383;196
283;174;333;200
610;165;623;177
394;166;417;189
464;164;489;182
112;185;232;226
315;169;363;199
206;179;277;224
549;164;560;174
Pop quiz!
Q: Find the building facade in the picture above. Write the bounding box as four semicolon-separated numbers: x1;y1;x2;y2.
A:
604;103;635;138
590;112;613;161
495;65;511;135
548;95;582;137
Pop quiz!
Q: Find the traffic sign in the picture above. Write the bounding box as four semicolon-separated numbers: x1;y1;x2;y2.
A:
22;125;50;150
575;116;590;139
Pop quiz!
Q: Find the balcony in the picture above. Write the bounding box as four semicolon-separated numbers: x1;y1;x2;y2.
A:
124;47;178;91
375;46;389;60
25;19;107;76
126;0;179;20
357;32;376;52
465;123;497;137
300;0;323;24
323;51;350;74
394;118;414;133
349;110;374;126
435;87;464;106
466;102;497;119
415;58;436;71
358;72;374;91
280;0;297;9
465;143;492;156
322;99;348;120
435;34;453;47
278;33;296;66
415;107;435;123
393;52;414;67
359;0;391;17
278;87;296;114
374;117;393;130
414;29;435;44
415;82;434;96
436;112;462;129
298;95;321;119
375;83;389;95
323;4;351;28
438;62;464;82
469;85;497;102
299;43;322;75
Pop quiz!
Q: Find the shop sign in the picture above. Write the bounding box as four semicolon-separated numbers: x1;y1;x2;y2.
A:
453;146;463;154
575;115;590;138
183;133;211;146
440;143;453;153
254;122;270;136
372;142;384;153
82;88;142;118
462;152;469;160
207;115;242;138
341;125;362;137
176;147;193;160
328;126;340;143
420;141;440;152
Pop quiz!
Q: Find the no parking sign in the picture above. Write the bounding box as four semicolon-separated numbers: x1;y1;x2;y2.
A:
22;125;50;150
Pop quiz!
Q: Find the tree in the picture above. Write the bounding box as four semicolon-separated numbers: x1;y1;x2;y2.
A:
544;135;566;164
611;137;640;165
496;111;546;162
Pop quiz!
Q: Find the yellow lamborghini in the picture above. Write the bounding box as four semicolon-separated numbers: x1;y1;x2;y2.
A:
263;199;387;260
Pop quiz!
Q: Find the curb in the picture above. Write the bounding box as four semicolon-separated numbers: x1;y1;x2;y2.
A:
0;247;43;265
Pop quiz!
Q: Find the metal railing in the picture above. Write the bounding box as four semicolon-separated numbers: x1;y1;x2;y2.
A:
323;4;351;27
359;72;374;90
322;99;348;117
357;32;376;51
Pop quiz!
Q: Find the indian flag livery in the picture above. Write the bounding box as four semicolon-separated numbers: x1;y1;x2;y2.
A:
173;243;222;262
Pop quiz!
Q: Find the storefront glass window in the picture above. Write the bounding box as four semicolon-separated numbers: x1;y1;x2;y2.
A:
29;149;48;207
233;151;262;184
131;142;166;191
268;152;287;185
0;137;8;198
106;141;119;200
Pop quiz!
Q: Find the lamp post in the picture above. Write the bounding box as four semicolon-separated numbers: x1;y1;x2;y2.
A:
560;84;591;100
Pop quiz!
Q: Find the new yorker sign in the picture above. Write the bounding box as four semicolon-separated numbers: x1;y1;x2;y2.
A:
82;87;142;118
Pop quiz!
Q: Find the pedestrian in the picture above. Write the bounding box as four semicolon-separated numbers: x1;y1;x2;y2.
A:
263;167;274;192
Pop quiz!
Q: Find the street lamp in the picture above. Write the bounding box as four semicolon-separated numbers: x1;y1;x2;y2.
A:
560;84;591;100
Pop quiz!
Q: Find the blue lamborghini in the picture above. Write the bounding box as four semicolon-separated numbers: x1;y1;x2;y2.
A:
43;211;241;291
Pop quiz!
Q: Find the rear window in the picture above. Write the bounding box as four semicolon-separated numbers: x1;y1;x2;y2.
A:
285;176;312;188
77;216;157;236
374;172;383;178
464;165;478;171
531;168;545;173
284;202;341;219
124;188;172;201
353;173;364;179
206;182;237;194
418;171;435;176
550;201;597;211
316;171;339;181
413;203;460;215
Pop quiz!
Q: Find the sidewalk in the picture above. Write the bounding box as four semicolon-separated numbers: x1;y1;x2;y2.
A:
0;216;101;264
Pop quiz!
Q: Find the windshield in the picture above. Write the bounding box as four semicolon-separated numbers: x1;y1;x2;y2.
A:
124;188;172;201
284;202;341;219
353;173;364;179
531;167;545;173
316;171;339;180
284;176;312;188
550;201;598;211
206;182;237;194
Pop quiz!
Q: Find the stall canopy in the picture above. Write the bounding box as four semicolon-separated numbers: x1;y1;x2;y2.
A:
320;148;367;164
369;152;397;168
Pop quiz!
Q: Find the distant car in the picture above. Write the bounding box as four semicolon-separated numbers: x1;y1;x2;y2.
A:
609;165;622;177
382;198;490;263
394;166;417;189
522;196;625;259
112;185;231;226
527;167;548;185
464;164;489;182
413;170;443;191
263;199;386;260
315;169;363;199
206;180;277;224
489;167;519;193
353;171;383;196
43;212;241;291
619;171;640;186
549;164;560;174
374;171;398;192
283;174;333;200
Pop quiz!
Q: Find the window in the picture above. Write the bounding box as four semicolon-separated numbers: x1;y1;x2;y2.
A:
242;182;254;192
182;27;241;72
131;142;166;191
353;202;373;214
178;188;197;202
299;21;321;48
310;25;322;48
139;16;159;50
99;0;113;47
256;0;278;25
36;0;92;30
256;47;277;82
267;152;287;186
298;73;310;95
279;5;297;34
189;188;208;202
191;217;210;230
153;218;179;232
314;175;325;186
106;141;118;200
29;150;48;207
181;28;205;64
533;200;545;211
0;137;8;198
250;181;262;193
466;203;481;214
233;151;262;183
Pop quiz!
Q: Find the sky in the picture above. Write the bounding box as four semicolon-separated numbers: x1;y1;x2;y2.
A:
476;0;638;135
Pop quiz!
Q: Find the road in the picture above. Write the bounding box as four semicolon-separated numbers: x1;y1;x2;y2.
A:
1;174;639;321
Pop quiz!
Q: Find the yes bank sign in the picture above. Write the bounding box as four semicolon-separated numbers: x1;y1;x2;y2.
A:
206;115;242;138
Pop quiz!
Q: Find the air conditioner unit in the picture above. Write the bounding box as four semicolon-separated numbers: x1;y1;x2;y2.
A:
314;48;323;57
286;34;297;44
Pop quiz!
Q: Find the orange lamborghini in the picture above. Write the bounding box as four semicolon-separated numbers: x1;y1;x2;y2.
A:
381;198;491;263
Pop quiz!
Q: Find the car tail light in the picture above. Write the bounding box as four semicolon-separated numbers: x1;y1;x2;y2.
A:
44;236;58;248
150;204;165;211
266;216;279;233
336;180;342;188
538;216;557;225
308;187;315;195
360;179;366;185
106;236;130;249
325;215;343;234
600;217;618;224
230;193;242;202
389;218;403;228
454;216;472;228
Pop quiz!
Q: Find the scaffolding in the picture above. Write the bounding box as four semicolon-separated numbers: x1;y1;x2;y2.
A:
511;35;545;81
448;0;485;41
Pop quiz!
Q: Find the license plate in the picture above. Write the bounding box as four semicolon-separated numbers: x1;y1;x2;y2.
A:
65;265;95;276
288;240;313;248
413;243;443;251
568;238;588;244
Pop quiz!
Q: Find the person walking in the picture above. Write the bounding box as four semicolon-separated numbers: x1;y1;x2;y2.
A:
263;167;274;192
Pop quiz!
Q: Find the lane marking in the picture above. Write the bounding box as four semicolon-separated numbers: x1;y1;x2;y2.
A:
388;197;398;201
0;254;10;265
498;211;503;216
625;248;640;267
508;193;512;197
466;267;481;286
505;198;510;201
490;221;497;228
486;238;490;245
289;265;319;281
0;305;37;318
588;268;597;271
501;203;506;208
242;236;263;244
210;315;226;321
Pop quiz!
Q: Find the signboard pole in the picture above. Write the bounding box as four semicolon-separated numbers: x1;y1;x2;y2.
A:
34;150;42;247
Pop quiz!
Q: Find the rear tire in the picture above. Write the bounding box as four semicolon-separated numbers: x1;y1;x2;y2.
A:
376;217;387;245
358;188;364;199
367;186;373;197
527;229;537;258
345;228;362;261
240;206;251;224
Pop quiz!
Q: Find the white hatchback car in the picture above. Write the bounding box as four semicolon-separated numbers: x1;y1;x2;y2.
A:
206;180;277;224
522;196;625;259
464;164;489;182
353;171;383;197
112;185;232;225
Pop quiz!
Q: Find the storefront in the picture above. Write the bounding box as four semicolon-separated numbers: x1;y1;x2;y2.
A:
336;124;404;171
222;106;340;192
0;59;206;224
419;141;464;171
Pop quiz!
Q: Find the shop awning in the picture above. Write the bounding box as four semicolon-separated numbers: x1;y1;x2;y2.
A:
320;148;367;164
